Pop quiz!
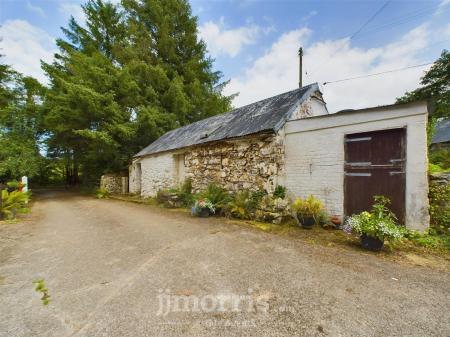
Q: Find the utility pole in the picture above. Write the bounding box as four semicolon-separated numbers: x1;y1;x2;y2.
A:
298;47;303;88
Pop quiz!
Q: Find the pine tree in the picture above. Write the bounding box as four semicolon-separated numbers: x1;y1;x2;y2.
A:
43;0;231;185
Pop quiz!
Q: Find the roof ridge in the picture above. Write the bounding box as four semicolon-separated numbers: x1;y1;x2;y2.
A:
156;83;318;138
134;83;319;157
230;83;317;112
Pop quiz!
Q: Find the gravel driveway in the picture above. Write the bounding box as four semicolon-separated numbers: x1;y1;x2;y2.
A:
0;191;448;337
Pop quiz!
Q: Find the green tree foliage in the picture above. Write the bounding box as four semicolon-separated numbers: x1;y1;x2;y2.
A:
43;0;232;185
0;61;46;181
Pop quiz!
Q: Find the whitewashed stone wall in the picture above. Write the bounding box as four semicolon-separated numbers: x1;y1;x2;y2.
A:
129;161;140;194
137;152;177;197
289;95;328;120
283;103;429;231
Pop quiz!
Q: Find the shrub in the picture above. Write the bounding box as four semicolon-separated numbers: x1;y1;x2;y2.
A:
96;188;109;199
155;189;173;207
343;196;403;243
254;194;292;224
228;190;253;219
1;189;30;219
429;148;450;170
197;183;230;211
6;180;23;190
156;179;195;208
273;185;286;199
179;178;194;207
291;195;324;224
428;183;450;234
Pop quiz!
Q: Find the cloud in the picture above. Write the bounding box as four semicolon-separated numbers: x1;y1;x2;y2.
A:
223;27;311;106
436;0;450;14
199;18;262;57
0;20;56;83
224;24;434;112
26;1;46;18
58;2;86;23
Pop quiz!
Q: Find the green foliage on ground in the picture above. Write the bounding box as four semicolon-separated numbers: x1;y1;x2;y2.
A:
1;188;30;220
227;190;253;219
226;188;267;220
178;178;194;207
403;229;450;252
196;183;231;212
95;188;110;199
32;279;50;305
156;178;194;207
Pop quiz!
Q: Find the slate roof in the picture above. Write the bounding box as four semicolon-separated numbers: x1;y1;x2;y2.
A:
135;83;320;157
432;118;450;144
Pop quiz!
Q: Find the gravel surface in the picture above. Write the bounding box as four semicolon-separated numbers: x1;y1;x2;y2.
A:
0;190;449;337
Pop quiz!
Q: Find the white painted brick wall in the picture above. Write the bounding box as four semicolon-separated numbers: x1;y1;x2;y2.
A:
283;103;429;231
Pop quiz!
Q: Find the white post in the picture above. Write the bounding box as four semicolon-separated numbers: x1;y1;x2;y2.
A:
21;176;28;193
21;176;29;204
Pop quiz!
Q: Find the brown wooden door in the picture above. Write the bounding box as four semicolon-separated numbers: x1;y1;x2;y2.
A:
344;128;406;223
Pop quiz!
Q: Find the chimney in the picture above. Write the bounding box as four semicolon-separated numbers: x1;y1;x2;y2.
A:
298;47;303;88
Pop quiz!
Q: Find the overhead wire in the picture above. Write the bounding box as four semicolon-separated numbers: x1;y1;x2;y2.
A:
322;62;434;85
306;1;391;77
305;2;447;78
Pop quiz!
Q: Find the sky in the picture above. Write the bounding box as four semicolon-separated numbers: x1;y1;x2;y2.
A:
1;0;449;112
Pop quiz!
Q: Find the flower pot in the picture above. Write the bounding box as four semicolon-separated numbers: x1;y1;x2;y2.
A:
198;208;211;218
360;234;384;251
300;216;315;229
331;216;341;226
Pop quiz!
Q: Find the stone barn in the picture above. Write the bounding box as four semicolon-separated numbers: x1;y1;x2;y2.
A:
130;83;430;230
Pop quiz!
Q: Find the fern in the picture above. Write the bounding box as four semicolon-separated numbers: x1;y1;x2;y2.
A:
1;189;30;219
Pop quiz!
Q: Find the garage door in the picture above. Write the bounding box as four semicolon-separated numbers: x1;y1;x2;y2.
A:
344;128;406;223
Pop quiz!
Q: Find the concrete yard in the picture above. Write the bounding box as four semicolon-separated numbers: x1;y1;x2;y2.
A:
0;191;449;337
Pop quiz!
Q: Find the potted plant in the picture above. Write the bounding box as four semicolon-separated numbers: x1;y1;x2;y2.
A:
331;215;341;227
192;198;215;218
291;195;325;229
343;196;403;251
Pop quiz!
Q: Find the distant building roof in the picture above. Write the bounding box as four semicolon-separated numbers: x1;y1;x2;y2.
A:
432;118;450;144
135;83;320;157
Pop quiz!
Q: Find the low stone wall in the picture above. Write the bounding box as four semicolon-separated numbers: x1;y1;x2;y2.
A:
100;174;129;194
184;134;284;193
429;172;450;186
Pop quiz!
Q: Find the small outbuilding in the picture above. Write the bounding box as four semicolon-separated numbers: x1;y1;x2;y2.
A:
130;84;430;231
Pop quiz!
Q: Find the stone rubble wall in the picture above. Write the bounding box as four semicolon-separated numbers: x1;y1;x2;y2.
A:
100;174;129;194
184;134;284;193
